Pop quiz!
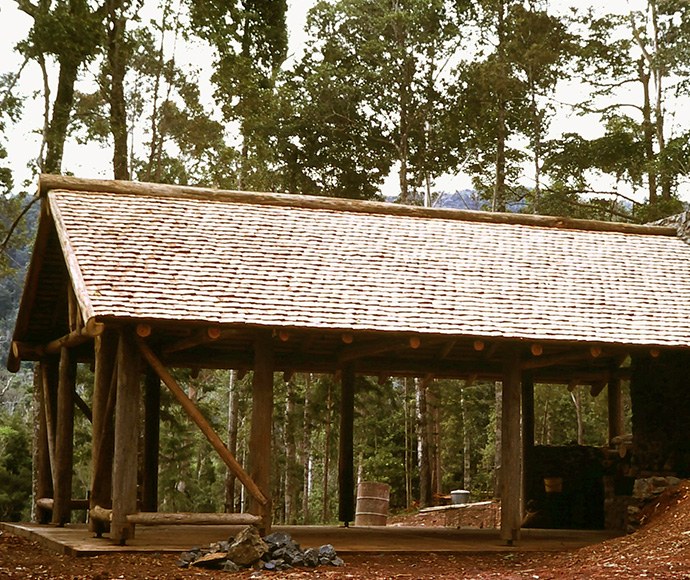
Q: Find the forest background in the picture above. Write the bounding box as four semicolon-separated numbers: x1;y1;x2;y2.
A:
0;0;686;523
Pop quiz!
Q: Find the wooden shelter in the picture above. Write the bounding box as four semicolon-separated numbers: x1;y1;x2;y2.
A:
8;175;690;545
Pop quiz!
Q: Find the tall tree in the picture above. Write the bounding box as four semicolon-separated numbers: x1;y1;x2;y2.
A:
16;0;105;174
547;1;690;219
290;0;469;203
189;0;288;191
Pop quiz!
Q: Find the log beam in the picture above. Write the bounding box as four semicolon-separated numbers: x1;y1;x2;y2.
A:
112;330;141;543
521;349;596;370
163;327;240;355
127;512;262;526
249;330;274;534
338;338;408;364
53;347;76;526
40;174;678;236
34;362;52;524
136;337;268;507
339;364;355;525
501;344;522;545
90;330;118;536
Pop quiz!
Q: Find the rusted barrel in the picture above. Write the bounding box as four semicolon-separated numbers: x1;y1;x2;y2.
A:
354;482;390;526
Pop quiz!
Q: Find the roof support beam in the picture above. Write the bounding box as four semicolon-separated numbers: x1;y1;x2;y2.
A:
501;344;522;545
136;335;268;510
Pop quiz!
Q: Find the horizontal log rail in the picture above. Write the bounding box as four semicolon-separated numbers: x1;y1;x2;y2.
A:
136;336;268;507
36;497;90;511
90;506;261;526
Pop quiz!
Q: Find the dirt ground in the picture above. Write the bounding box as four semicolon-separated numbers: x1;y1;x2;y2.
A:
3;485;690;580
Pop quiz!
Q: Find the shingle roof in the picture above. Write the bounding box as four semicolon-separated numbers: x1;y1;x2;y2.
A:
43;183;690;348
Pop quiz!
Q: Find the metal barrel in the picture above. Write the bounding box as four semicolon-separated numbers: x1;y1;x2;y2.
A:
354;482;390;526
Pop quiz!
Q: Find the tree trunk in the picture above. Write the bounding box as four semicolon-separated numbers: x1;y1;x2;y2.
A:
302;373;311;524
416;379;432;508
492;0;508;213
461;384;471;491
639;58;658;206
44;59;79;174
322;381;332;524
284;378;297;524
494;381;502;498
571;387;584;445
107;0;130;180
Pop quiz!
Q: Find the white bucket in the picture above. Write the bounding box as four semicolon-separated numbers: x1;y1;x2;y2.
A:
451;489;470;505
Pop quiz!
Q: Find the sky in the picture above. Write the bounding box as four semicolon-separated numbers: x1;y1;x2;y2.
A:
0;0;688;205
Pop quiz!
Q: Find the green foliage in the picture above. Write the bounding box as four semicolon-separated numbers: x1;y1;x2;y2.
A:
0;412;32;521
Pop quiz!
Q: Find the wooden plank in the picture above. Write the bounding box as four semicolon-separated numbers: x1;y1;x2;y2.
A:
112;330;141;543
339;364;355;525
39;174;678;236
501;345;522;545
136;337;268;507
142;366;161;512
249;330;274;533
53;347;76;526
90;330;118;535
608;378;625;444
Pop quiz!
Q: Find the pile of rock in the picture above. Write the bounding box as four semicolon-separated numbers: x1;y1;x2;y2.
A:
176;526;344;572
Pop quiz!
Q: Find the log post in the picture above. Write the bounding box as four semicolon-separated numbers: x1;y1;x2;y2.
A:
608;377;625;444
501;344;522;544
90;330;118;535
338;363;355;525
34;362;52;524
111;330;141;544
521;372;534;520
53;347;76;526
249;330;274;534
142;366;161;512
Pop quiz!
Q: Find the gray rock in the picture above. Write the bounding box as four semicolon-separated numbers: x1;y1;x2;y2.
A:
304;548;319;567
263;560;277;571
223;560;241;573
226;526;269;566
175;559;190;568
318;544;337;564
264;532;292;550
331;556;344;567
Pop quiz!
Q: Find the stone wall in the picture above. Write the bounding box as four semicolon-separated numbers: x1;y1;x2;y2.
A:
630;351;690;477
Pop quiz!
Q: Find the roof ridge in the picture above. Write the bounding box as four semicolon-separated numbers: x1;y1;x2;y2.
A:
39;174;677;237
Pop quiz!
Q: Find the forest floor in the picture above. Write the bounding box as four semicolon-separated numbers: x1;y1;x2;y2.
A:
3;484;690;580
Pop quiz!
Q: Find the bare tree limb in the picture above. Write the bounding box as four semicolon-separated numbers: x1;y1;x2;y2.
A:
1;196;38;255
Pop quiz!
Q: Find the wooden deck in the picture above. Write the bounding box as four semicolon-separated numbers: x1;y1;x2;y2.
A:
1;522;620;558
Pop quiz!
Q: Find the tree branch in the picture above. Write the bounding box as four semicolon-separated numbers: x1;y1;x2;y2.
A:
1;197;38;255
